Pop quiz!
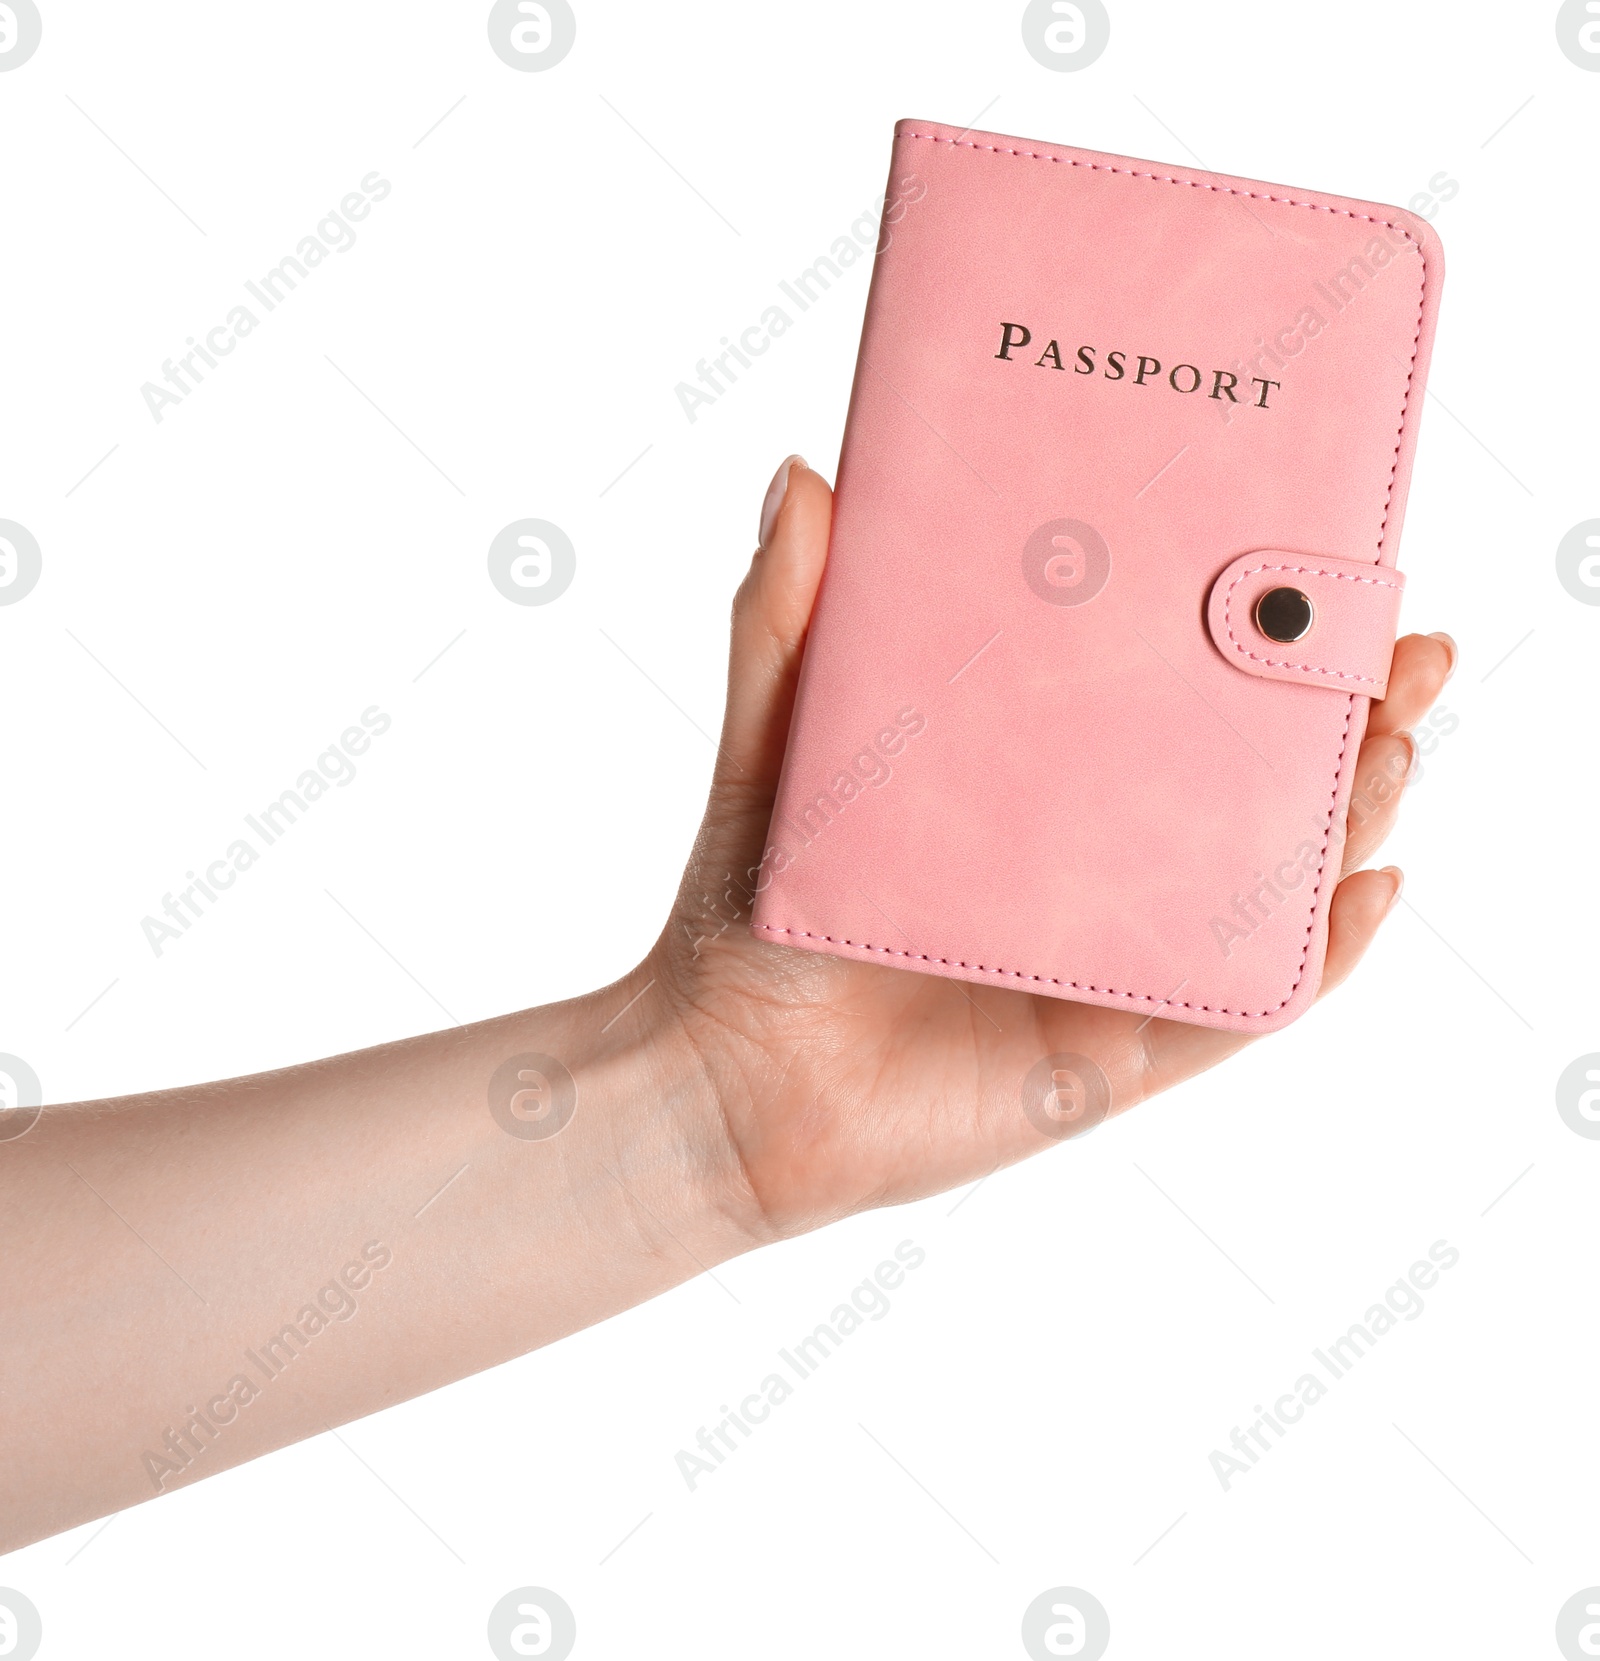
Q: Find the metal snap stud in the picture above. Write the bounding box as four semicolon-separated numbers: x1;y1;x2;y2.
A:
1255;585;1314;644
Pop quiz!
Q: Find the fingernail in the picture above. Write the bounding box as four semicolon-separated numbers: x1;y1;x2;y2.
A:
758;455;805;551
1428;631;1458;681
1379;865;1404;916
1396;730;1419;783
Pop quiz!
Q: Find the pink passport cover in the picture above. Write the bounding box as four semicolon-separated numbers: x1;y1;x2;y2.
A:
751;120;1443;1034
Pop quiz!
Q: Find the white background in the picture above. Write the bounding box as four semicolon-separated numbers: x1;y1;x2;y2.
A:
0;1;1593;1656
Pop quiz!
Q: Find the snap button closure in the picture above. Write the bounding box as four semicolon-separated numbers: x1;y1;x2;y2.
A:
1255;586;1314;643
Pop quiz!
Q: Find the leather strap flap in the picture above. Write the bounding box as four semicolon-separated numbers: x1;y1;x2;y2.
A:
1205;552;1406;698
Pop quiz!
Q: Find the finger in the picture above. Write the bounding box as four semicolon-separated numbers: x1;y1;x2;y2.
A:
748;457;833;655
1365;631;1454;738
1341;730;1415;874
714;457;833;793
672;458;832;940
687;455;830;843
1318;864;1403;996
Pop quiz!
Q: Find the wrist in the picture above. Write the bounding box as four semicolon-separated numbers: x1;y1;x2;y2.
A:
558;965;774;1271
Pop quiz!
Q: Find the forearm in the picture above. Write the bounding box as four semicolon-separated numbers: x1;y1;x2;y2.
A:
0;965;746;1551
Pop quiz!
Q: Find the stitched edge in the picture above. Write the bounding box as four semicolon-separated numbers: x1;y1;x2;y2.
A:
760;130;1429;1021
749;925;1292;1018
1220;561;1403;683
899;131;1423;235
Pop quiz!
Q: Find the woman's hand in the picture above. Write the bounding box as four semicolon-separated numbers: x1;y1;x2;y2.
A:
0;456;1453;1551
650;458;1455;1244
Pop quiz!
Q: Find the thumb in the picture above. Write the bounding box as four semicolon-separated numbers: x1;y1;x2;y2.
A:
713;455;833;805
674;456;832;916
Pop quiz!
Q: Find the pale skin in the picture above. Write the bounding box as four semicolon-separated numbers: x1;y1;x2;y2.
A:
0;458;1454;1551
